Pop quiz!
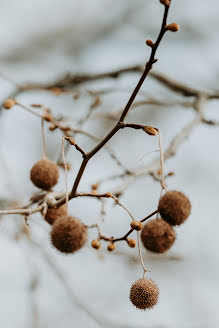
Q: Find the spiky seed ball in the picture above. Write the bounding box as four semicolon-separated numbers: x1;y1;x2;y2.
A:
130;220;143;231
126;238;136;248
91;239;101;250
158;190;191;226
107;242;116;252
30;159;60;191
130;278;159;310
141;219;175;253
45;204;67;225
51;216;87;253
3;98;16;109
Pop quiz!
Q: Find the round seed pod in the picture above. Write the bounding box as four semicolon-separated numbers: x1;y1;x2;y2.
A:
158;190;191;226
141;219;175;253
130;278;159;310
51;216;87;253
45;204;67;225
30;159;60;191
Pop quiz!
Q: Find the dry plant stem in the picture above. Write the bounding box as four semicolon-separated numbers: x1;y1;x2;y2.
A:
16;102;42;118
41;117;47;158
62;137;69;214
0;205;43;216
158;129;167;192
67;4;170;202
137;231;147;278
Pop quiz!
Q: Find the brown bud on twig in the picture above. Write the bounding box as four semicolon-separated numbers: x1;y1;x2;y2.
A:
166;23;180;32
130;278;159;310
107;242;116;252
49;124;57;131
91;183;99;191
91;239;101;250
3;98;16;109
68;137;76;145
144;126;157;136
160;0;170;6
105;192;113;198
126;238;136;248
30;159;60;191
158;190;191;226
50;87;63;95
58;162;72;170
43;114;53;122
146;39;154;48
130;220;143;231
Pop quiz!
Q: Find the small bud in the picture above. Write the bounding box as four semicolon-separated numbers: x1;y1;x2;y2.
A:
68;137;76;145
107;242;115;252
166;23;180;32
105;192;112;198
44;114;53;122
160;0;170;5
168;171;175;176
146;39;154;47
91;183;99;191
91;239;101;250
73;92;80;100
144;126;157;136
130;220;143;231
50;87;63;95
126;238;136;248
3;99;16;109
49;124;57;131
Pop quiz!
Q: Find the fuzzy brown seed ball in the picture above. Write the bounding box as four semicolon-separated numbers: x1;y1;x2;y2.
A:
45;204;67;225
130;220;143;231
126;238;136;248
130;278;159;310
3;98;16;109
107;242;116;252
30;159;60;191
51;216;87;253
166;23;180;32
158;190;191;226
141;219;175;253
91;239;101;250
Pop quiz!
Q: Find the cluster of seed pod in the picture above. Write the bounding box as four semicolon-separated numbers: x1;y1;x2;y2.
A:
30;158;88;253
129;190;191;310
30;157;191;311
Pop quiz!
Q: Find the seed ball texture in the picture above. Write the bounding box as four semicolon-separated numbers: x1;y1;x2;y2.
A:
158;190;191;226
130;278;159;310
45;204;67;225
51;216;87;253
141;218;175;253
30;158;60;191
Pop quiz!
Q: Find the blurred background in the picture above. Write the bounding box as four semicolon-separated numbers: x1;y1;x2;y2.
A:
0;0;219;327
